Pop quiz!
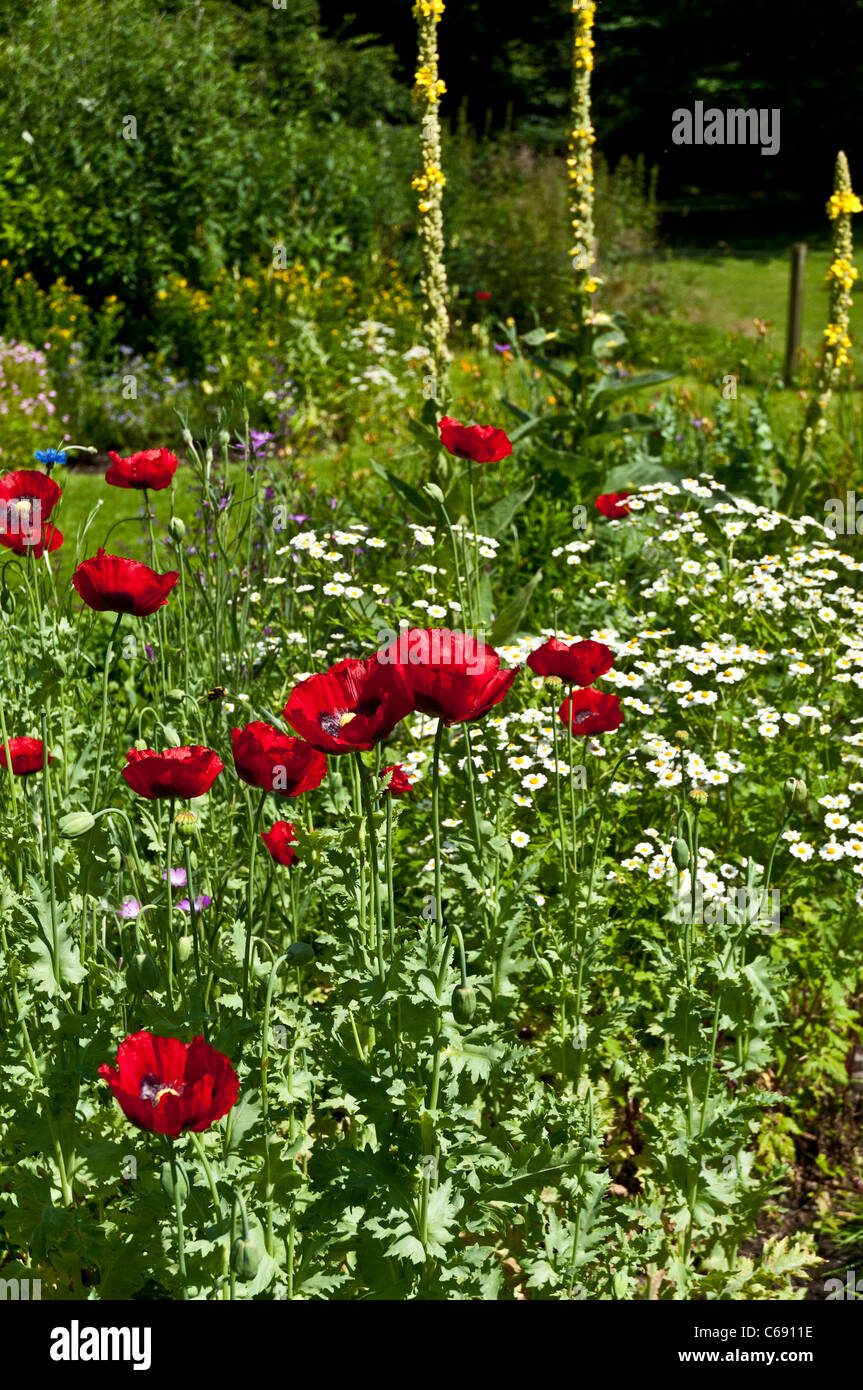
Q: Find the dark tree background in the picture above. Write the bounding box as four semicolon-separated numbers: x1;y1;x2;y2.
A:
319;0;863;236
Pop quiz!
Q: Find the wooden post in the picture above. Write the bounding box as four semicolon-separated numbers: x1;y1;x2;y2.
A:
784;243;806;385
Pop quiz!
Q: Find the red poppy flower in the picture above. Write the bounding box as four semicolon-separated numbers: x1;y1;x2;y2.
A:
105;448;179;491
99;1031;239;1139
231;721;327;797
261;820;298;866
0;522;63;558
559;689;624;735
0;736;50;775
0;469;63;556
122;746;224;800
475;290;491;301
380;763;412;796
0;468;62;518
383;628;517;725
595;491;631;519
72;550;179;616
283;656;413;754
527;638;614;686
439;416;513;464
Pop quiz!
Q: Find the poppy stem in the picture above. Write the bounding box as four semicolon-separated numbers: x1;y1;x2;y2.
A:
549;691;568;886
242;791;268;1016
460;722;484;866
437;499;469;630
166;799;176;1006
466;457;482;623
40;710;60;990
91;614;123;804
169;1145;188;1300
565;686;579;875
430;718;445;951
175;527;192;700
188;1132;229;1298
355;753;386;980
183;840;204;997
385;792;396;962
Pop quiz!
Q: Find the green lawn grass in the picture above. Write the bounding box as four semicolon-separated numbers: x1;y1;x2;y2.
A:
642;248;862;358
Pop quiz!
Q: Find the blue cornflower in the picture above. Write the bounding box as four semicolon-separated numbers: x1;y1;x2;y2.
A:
34;447;68;469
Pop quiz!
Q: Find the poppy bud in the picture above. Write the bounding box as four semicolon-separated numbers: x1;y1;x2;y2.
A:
167;688;186;703
231;1217;265;1282
674;729;690;744
544;675;563;689
451;983;476;1024
783;777;808;810
107;845;123;872
126;951;161;994
671;837;690;870
536;956;554;981
169;516;186;541
58;810;97;838
285;940;314;965
176;935;194;964
160;1159;189;1205
550;588;564;604
300;604;315;618
174;808;197;837
133;738;148;752
0;588;14;614
689;788;708;806
424;483;445;504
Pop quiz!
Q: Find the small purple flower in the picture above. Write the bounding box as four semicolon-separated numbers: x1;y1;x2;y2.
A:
177;894;211;912
144;644;155;663
493;344;511;354
162;867;188;887
233;430;275;460
118;898;142;919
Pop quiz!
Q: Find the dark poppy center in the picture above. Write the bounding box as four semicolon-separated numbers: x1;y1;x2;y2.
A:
318;698;381;737
139;1072;184;1106
571;708;594;727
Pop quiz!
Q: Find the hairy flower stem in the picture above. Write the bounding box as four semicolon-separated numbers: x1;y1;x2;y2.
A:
565;687;579;874
242;791;268;1017
549;693;569;887
385;793;396;962
188;1132;229;1299
183;840;204;997
165;798;176;1007
430;718;445;952
91;614;122;803
40;711;60;992
169;1146;188;1300
461;722;484;865
356;754;386;980
262;952;287;1257
466;458;482;623
143;488;169;691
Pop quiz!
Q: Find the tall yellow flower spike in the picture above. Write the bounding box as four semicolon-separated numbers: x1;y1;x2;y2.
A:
413;0;450;393
568;0;598;326
799;151;859;462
